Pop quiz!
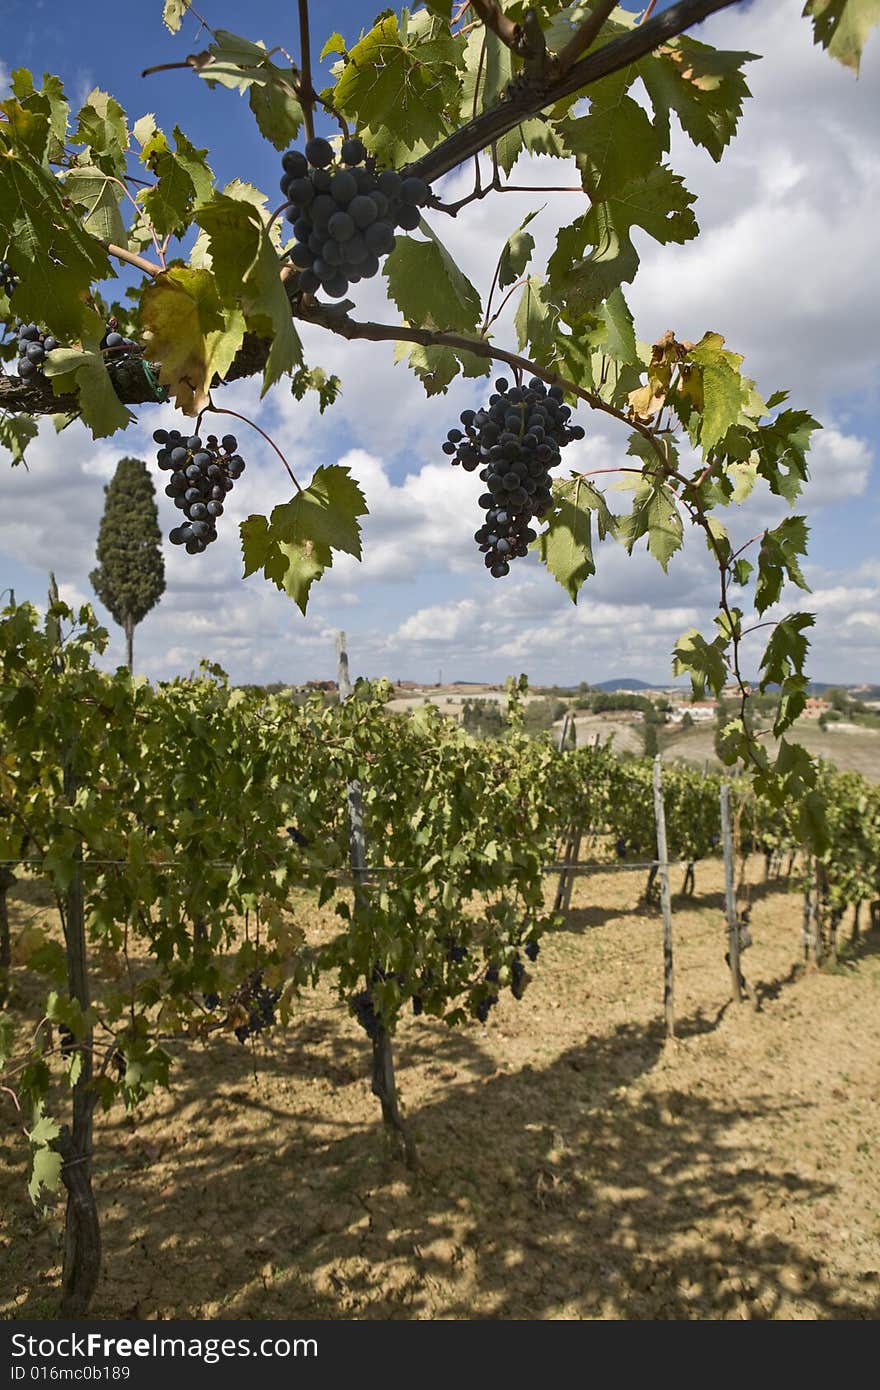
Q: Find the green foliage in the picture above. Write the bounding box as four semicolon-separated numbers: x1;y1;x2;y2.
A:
384;224;482;333
329;9;464;163
803;0;880;74
240;464;368;613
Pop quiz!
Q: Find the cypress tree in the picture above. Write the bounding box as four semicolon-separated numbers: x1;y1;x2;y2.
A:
90;457;165;672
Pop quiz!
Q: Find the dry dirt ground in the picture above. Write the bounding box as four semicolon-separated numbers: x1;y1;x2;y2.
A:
2;859;879;1321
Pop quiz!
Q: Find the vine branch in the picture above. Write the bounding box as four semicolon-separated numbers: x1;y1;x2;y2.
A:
407;0;743;185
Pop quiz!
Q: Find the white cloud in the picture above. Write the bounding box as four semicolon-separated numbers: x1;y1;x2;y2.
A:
802;428;872;507
397;599;479;643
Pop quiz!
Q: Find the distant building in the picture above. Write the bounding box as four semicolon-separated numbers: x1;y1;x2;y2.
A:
801;697;830;719
668;700;718;723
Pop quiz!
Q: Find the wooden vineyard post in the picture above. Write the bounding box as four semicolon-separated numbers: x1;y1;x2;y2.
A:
721;784;743;1003
652;757;675;1039
47;574;101;1316
557;710;574;752
802;858;821;967
336;632;416;1169
553;824;582;914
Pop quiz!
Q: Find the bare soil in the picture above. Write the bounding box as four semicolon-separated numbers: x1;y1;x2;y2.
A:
2;859;879;1321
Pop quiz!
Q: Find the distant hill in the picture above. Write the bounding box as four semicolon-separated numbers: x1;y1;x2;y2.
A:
593;678;659;692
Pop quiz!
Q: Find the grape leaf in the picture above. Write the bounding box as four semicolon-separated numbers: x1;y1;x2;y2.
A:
0;97;51;162
548;165;698;315
640;36;756;162
0;145;110;338
753;409;820;503
672;629;729;698
271;465;367;560
498;209;541;290
138;123;214;238
0;413;38;465
514;276;559;363
11;69;69;161
194;194;302;391
247;75;303;150
802;0;880;74
139;267;244;414
332;11;463;163
559;93;665;201
616;478;683;572
535;476;613;601
755;517;811;615
74;89;129;178
320;33;347;61
63;165;127;245
28;1132;62;1203
162;0;192;32
395;338;489;395
730;458;759;503
684;332;748;453
290;366;342;413
44;344;135;438
180;31;305;147
384;227;481;333
584;287;638;365
240;466;368;613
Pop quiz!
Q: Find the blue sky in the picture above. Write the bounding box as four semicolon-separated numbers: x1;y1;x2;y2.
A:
1;1;878;686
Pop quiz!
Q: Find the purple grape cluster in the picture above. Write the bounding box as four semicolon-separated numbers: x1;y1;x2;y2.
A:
351;989;382;1041
16;323;59;380
0;259;17;297
443;377;586;578
228;970;281;1045
281;135;429;300
153;426;245;554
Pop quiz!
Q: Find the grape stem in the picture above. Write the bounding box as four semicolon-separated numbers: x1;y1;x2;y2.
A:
103;177;167;270
468;0;522;54
555;1;620;75
200;403;301;491
297;0;317;145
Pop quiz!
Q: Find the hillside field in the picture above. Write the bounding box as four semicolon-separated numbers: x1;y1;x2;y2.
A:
2;858;879;1321
661;722;880;781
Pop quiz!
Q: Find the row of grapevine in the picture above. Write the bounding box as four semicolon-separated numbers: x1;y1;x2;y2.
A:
1;596;878;1313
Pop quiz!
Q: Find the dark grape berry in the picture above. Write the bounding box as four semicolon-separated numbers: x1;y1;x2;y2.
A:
282;149;308;178
340;137;367;166
443;376;584;579
305;136;334;168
